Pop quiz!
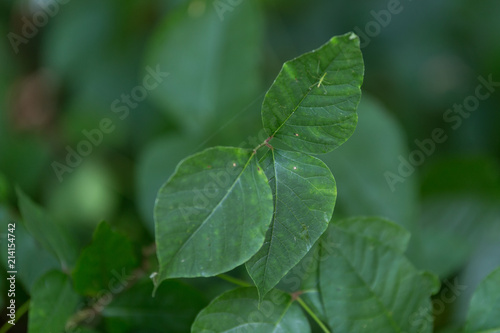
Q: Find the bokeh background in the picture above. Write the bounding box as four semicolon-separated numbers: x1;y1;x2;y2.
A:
0;0;499;331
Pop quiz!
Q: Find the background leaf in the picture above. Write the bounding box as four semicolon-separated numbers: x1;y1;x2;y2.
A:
154;147;273;282
72;221;139;297
246;148;336;298
102;279;207;333
319;217;439;333
135;135;199;234
16;188;78;271
28;270;80;333
408;156;500;279
261;32;364;154
191;287;310;333
320;95;418;230
465;266;500;333
277;242;327;324
0;206;59;292
144;0;263;136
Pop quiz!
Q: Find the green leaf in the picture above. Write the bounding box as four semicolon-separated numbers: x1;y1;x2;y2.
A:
16;188;78;271
334;216;411;252
407;156;500;279
319;217;439;333
465;266;500;333
408;196;500;279
72;221;139;297
102;279;207;333
0;207;59;292
261;32;364;154
136;135;199;234
319;95;418;229
246;148;336;298
154;147;273;282
191;287;310;333
145;0;263;135
277;242;327;324
28;270;80;333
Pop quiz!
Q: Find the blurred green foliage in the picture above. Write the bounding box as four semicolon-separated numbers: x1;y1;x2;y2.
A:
0;0;499;332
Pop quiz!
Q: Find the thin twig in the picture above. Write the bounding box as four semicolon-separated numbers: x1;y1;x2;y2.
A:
0;300;30;333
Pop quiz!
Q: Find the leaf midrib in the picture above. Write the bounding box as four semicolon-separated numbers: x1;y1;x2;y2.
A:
330;226;402;332
269;51;343;139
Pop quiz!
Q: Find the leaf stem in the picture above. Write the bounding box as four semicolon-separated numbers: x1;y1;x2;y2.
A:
253;136;273;154
0;300;30;333
217;274;251;287
296;297;331;333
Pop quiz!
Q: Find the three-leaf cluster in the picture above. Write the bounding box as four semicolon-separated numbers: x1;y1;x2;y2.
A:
154;33;363;295
153;33;437;332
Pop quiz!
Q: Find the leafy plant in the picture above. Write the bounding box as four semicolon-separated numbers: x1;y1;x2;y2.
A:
3;24;500;333
149;33;436;332
153;32;362;291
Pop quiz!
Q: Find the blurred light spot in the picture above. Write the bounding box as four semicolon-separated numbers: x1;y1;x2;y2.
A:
420;54;470;95
188;0;206;18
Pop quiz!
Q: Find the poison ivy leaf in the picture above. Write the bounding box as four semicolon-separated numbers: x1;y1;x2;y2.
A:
102;279;207;333
16;188;78;271
246;148;336;298
28;270;81;333
261;32;364;154
145;0;263;135
465;266;500;333
319;217;439;333
72;221;139;297
154;147;273;283
191;287;310;333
